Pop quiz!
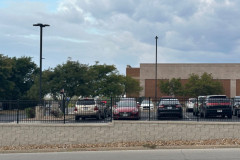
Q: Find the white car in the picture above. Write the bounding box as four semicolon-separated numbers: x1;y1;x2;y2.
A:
185;98;196;112
140;100;154;110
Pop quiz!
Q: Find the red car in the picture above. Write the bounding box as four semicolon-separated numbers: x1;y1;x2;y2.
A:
113;101;140;120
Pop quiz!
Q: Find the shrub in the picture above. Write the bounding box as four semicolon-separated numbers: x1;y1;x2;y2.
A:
50;108;63;118
25;107;35;118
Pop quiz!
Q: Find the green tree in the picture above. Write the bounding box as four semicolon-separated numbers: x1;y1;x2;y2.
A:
10;56;37;99
124;76;142;97
28;60;143;99
184;72;223;97
88;62;142;97
51;60;90;98
159;78;183;96
27;69;54;100
0;54;37;100
0;54;14;99
88;61;118;97
100;74;125;97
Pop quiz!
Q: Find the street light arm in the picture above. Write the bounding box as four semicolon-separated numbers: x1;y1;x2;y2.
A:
43;24;50;27
33;23;50;27
33;23;42;26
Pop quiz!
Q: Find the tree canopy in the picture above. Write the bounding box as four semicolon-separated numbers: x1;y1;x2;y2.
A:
0;54;37;100
184;72;223;97
14;58;141;100
159;78;183;97
159;72;224;97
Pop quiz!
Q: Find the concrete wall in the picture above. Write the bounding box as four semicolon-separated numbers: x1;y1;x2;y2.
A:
1;121;240;147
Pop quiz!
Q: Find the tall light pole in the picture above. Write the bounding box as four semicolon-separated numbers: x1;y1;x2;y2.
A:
155;36;158;99
33;23;50;105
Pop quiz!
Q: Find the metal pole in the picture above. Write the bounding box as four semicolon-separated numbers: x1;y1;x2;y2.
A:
17;99;19;124
148;97;151;121
33;23;50;105
39;26;43;105
155;36;158;99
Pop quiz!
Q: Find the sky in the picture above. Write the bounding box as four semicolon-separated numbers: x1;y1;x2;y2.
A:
1;0;240;74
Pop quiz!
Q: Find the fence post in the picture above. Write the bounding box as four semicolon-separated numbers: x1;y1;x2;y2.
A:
197;97;199;122
111;97;113;122
63;95;66;124
148;97;151;121
17;99;19;124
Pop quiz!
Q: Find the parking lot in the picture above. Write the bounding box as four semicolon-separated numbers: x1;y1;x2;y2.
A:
1;108;240;124
1;98;240;124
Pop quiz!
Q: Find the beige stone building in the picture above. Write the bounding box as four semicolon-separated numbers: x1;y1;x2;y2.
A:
126;63;240;98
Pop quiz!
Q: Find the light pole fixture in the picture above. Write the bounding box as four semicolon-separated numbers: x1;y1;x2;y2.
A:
155;36;158;99
33;23;50;105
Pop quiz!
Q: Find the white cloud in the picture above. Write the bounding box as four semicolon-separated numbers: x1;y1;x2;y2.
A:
1;0;240;74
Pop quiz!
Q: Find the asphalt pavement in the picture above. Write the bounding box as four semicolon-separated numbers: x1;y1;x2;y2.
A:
1;148;240;160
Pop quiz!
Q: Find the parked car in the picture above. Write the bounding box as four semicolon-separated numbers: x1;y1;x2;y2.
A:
193;96;206;116
140;99;154;110
113;101;140;120
185;98;196;112
74;98;107;120
232;96;240;116
200;95;232;118
157;98;183;119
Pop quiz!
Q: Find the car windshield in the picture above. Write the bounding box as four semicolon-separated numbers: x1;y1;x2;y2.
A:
141;100;153;104
118;101;136;107
208;96;227;99
234;98;240;102
77;100;95;105
189;99;196;103
198;97;206;102
159;99;180;105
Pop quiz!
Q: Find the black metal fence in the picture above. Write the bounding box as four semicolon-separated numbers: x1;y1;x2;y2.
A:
0;97;240;123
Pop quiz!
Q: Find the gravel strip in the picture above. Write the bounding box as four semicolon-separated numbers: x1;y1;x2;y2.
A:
1;138;240;153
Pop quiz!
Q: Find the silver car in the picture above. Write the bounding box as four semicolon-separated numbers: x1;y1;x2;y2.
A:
74;98;106;120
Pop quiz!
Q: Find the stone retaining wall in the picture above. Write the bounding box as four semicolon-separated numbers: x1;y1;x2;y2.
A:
1;121;240;147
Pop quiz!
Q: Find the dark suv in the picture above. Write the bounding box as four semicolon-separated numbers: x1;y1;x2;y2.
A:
157;98;183;119
200;95;232;118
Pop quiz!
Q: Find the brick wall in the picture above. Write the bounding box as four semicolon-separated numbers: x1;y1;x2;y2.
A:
1;121;240;147
144;79;230;98
126;68;140;78
237;80;240;96
218;79;230;97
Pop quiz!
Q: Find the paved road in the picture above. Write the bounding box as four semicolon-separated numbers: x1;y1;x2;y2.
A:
1;148;240;160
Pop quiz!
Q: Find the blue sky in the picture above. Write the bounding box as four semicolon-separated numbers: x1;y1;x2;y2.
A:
1;0;240;74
